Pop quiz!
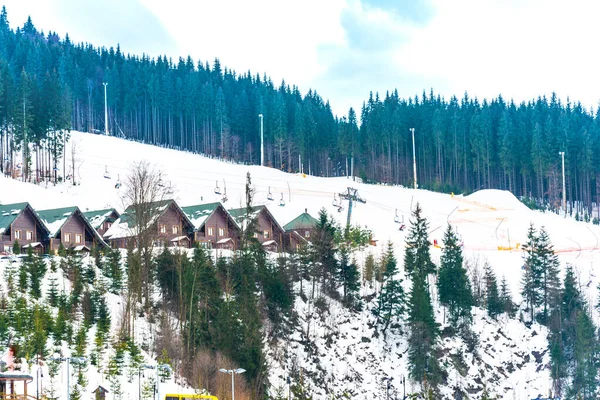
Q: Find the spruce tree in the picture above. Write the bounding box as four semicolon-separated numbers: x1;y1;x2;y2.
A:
437;224;472;327
375;242;405;333
339;245;360;309
363;252;375;288
537;226;560;324
12;239;20;254
404;203;435;281
521;223;542;321
312;208;337;296
484;263;502;319
28;251;47;299
106;248;123;294
499;276;515;317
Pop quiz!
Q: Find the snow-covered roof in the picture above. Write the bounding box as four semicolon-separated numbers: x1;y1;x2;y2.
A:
0;202;29;235
83;208;119;230
170;236;188;242
283;210;319;231
21;242;42;248
104;200;193;240
262;239;276;246
180;202;221;230
73;245;90;251
36;206;78;238
217;238;233;244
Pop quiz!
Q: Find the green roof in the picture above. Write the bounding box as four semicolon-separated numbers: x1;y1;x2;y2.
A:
36;206;78;238
283;211;318;231
228;205;265;221
83;208;118;230
0;202;29;234
119;200;174;229
181;202;221;230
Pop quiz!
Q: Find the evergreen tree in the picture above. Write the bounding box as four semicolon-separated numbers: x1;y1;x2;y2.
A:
404;203;435;281
374;242;405;333
363;252;375;288
338;245;360;309
106;248;123;294
12;239;20;254
499;276;515;317
28;250;47;299
521;223;542;321
484;263;502;319
537;226;561;324
407;270;440;387
312;208;338;296
437;224;472;327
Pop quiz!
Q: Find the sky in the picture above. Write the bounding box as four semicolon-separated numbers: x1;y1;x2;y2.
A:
3;0;600;117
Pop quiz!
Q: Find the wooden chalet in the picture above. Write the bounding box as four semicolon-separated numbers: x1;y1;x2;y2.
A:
104;199;194;249
83;208;120;236
283;208;319;244
37;206;108;253
181;202;240;250
0;202;50;254
229;205;285;252
0;372;32;400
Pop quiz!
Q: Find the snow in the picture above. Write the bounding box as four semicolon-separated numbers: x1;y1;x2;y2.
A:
2;130;600;399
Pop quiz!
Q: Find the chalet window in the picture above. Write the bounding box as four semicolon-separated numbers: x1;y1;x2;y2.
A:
253;232;258;238
218;227;225;237
64;233;71;242
160;225;166;234
14;230;21;240
172;226;179;234
75;234;83;244
26;231;33;240
264;230;270;239
207;227;214;236
305;230;310;238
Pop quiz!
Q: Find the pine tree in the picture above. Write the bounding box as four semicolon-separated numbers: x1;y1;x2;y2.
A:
407;270;440;387
12;239;20;254
499;276;515;317
106;248;123;294
484;263;502;319
28;250;47;299
521;223;542;321
404;203;435;281
570;309;598;398
537;226;561;324
312;208;338;296
437;224;472;327
363;252;375;288
375;242;405;333
339;245;360;309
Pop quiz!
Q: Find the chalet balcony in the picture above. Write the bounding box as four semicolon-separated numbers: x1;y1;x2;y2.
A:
0;235;10;243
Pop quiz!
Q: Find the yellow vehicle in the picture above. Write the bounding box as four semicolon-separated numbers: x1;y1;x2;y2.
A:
165;394;218;400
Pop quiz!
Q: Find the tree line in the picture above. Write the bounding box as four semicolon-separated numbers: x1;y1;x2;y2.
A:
1;9;600;215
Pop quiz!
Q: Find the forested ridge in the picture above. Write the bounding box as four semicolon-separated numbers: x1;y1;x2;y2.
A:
1;8;599;215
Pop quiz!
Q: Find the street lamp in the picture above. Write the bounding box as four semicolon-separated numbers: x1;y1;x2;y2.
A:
48;356;86;400
258;114;264;167
151;364;172;400
219;368;246;400
103;82;109;136
410;128;417;189
559;151;566;217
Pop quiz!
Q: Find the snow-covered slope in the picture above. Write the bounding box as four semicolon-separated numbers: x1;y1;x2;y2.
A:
1;131;599;399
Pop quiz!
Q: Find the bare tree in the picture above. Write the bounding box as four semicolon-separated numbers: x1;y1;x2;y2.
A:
122;160;170;314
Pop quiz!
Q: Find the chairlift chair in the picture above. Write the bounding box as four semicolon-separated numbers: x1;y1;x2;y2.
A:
103;165;111;179
337;204;344;213
114;174;122;189
267;186;274;201
166;181;174;195
221;180;228;202
394;209;401;223
279;193;285;207
214;180;221;195
332;193;339;207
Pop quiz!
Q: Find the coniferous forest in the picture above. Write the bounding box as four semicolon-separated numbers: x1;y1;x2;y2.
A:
1;8;600;214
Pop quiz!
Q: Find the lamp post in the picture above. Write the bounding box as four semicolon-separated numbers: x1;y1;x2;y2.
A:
559;151;566;217
410;128;417;189
219;368;246;400
103;82;109;136
400;375;406;400
48;356;86;400
151;364;172;400
258;114;264;166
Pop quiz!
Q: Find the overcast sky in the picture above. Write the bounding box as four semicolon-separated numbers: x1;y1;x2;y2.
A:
3;0;600;117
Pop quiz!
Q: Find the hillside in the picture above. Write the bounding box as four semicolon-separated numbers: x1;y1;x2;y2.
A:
1;131;600;399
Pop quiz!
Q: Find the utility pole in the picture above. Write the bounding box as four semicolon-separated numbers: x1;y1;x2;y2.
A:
103;82;109;136
22;97;26;182
410;128;417;189
339;187;366;232
258;113;264;166
559;151;566;217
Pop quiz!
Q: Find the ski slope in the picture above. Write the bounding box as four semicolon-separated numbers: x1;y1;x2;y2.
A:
1;131;598;301
2;131;600;399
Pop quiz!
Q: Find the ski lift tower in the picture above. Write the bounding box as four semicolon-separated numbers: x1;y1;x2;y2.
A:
339;187;366;232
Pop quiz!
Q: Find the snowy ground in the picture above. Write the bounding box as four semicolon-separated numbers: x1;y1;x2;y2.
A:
1;131;599;399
